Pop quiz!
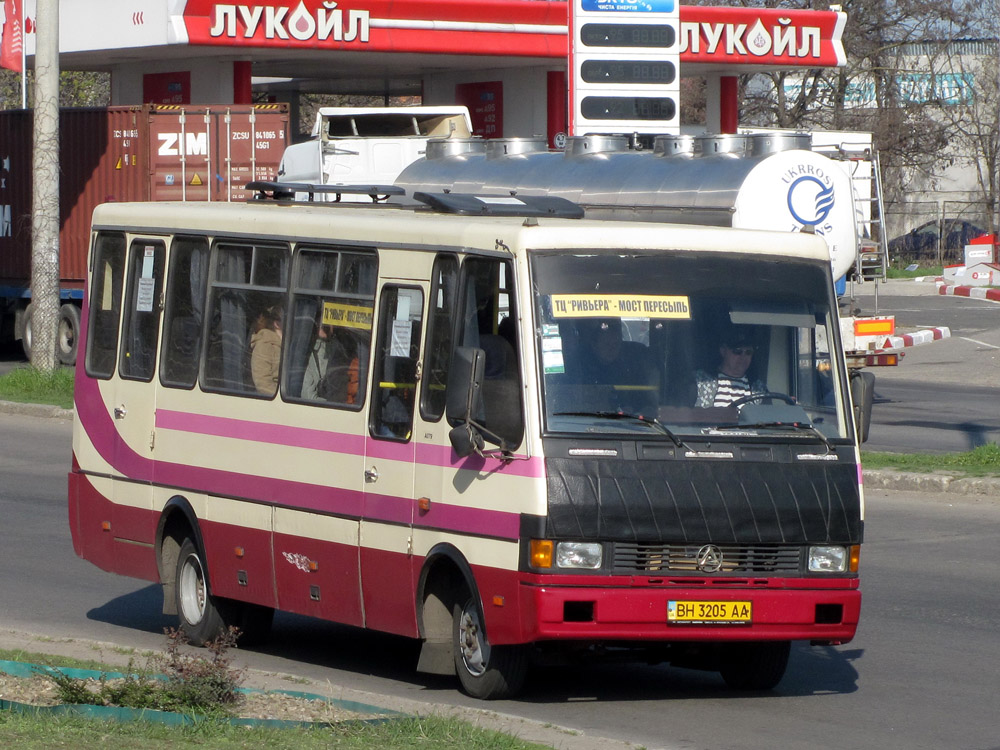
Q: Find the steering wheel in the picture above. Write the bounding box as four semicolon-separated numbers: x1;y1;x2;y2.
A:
729;391;796;408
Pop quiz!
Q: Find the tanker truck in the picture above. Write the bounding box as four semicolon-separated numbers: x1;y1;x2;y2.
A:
393;132;898;369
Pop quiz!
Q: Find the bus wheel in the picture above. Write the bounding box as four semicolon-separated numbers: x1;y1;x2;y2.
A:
56;304;81;365
175;538;227;646
452;595;528;700
719;641;790;691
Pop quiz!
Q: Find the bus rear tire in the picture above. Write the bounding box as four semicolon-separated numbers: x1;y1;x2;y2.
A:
719;641;790;691
452;595;528;700
174;537;273;647
175;538;228;646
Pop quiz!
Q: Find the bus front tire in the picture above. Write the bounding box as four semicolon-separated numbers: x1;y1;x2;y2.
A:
452;595;528;700
718;641;790;691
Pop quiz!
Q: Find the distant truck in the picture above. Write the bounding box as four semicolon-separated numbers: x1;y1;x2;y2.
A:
277;105;472;199
0;104;289;363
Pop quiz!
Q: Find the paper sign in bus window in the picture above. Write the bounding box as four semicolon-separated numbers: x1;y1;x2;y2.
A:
322;301;373;330
549;294;691;319
136;246;157;313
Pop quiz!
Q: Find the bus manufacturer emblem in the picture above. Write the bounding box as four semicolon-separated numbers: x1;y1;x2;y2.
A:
696;544;724;573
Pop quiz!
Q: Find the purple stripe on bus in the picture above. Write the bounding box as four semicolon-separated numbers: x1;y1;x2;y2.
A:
364;437;415;463
156;459;366;517
157;410;367;455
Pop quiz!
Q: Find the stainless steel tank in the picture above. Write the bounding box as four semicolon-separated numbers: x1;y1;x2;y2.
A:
396;131;860;280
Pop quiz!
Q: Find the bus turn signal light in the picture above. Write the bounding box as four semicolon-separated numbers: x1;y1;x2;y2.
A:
530;540;553;568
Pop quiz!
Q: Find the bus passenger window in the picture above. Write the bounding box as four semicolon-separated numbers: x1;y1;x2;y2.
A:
201;241;288;396
420;254;458;421
119;240;166;382
370;287;423;441
285;248;377;408
160;237;209;389
84;233;126;379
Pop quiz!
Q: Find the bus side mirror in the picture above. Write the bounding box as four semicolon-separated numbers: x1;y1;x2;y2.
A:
447;346;486;457
850;370;875;444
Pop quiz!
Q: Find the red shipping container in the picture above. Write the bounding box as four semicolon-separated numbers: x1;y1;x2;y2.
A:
0;103;289;359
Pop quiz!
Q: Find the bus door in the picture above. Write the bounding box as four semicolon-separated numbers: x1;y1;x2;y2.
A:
85;234;167;577
361;282;426;636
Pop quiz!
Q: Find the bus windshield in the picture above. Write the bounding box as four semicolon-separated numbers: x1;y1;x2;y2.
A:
530;250;851;441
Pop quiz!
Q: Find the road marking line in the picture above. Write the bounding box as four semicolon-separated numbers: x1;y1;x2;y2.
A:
960;336;1000;350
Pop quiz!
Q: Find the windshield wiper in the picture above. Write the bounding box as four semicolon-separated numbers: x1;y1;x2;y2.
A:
554;410;689;449
712;421;834;454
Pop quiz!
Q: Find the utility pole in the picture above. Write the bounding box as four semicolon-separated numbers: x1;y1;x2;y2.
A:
30;0;59;371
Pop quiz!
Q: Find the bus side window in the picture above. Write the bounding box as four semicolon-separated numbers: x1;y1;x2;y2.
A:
160;237;208;388
84;232;127;379
455;258;524;450
370;286;424;441
420;254;458;421
201;241;288;396
285;248;377;407
119;240;166;382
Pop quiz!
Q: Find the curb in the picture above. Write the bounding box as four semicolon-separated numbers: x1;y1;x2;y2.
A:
938;284;1000;302
0;400;73;420
882;326;950;349
0;658;401;729
863;469;1000;498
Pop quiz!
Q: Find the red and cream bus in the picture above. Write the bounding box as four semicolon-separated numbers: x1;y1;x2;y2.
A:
69;189;865;699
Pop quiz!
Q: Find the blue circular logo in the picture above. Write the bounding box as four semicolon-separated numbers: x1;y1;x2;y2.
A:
787;175;835;226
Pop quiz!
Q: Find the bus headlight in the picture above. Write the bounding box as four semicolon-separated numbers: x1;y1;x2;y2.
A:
808;545;848;573
556;542;603;570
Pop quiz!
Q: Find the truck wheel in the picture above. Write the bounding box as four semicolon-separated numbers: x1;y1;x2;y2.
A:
452;595;528;700
175;537;228;646
719;641;790;691
20;303;33;360
57;304;81;365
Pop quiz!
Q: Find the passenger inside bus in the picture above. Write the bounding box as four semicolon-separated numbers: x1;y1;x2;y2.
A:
302;322;360;404
250;304;283;395
566;318;659;414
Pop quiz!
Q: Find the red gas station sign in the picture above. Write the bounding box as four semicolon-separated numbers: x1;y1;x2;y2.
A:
179;1;844;70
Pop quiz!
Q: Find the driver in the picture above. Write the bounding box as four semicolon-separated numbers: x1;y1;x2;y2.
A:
694;328;767;408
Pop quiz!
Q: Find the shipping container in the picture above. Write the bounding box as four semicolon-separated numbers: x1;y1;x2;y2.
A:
0;103;289;363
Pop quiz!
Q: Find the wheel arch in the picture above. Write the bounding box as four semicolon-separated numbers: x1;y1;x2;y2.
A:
414;542;480;676
155;496;206;616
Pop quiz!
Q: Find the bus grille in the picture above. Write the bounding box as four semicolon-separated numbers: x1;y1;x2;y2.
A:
613;543;802;575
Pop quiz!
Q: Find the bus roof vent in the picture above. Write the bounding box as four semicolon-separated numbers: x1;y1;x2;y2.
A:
245;181;404;202
412;191;584;218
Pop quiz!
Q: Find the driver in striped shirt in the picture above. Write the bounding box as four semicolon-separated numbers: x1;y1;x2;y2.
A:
694;328;767;409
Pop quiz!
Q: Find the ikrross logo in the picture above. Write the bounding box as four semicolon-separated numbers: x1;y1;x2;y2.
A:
581;0;675;12
784;164;836;236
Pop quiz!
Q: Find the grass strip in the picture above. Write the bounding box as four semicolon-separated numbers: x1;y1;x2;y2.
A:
0;711;549;749
862;443;1000;477
0;366;74;409
885;265;943;278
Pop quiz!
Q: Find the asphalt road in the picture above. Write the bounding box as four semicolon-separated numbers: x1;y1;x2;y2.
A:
2;411;999;750
852;279;1000;452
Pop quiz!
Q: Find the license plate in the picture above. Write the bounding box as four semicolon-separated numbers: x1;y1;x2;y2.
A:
668;600;752;625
